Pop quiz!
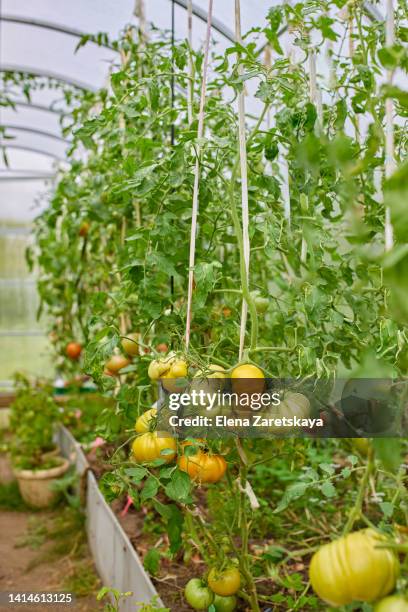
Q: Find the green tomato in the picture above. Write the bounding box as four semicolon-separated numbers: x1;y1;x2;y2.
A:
184;578;214;610
213;594;237;612
250;290;269;313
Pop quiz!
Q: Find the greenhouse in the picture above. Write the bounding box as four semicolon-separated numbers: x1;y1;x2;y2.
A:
1;0;408;610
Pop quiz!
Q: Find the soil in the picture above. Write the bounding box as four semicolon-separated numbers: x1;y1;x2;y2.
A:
112;498;198;612
0;510;102;612
0;454;14;484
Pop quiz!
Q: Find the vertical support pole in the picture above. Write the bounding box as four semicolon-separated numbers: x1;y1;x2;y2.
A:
134;0;146;43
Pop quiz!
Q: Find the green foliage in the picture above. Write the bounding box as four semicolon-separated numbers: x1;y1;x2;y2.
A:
0;480;28;511
97;588;168;611
9;373;60;469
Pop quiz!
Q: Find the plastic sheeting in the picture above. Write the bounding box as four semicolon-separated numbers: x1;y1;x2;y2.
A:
0;0;387;219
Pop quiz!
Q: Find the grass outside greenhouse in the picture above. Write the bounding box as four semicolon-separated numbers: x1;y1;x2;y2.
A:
1;0;408;611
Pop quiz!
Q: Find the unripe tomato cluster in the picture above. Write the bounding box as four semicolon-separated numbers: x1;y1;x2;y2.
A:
184;567;241;610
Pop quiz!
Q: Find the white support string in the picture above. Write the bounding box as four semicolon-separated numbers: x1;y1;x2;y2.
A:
301;48;319;264
282;20;295;227
187;0;194;124
384;0;395;251
309;49;323;126
235;0;251;361
348;11;361;143
281;150;291;226
185;0;214;349
134;0;147;42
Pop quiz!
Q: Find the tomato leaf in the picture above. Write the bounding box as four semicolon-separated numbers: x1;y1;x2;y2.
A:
274;482;308;513
143;548;161;576
320;481;336;498
153;501;184;554
125;467;148;483
140;476;159;501
372;438;402;473
165;469;192;504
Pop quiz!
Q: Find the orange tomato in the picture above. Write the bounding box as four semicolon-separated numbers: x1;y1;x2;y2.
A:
66;342;82;360
156;343;169;353
179;451;227;483
79;221;90;237
105;354;131;374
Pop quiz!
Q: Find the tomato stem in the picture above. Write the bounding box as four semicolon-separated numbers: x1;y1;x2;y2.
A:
343;447;374;535
234;439;260;612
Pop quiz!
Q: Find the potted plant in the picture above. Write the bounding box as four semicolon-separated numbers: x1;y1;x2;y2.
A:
9;373;70;508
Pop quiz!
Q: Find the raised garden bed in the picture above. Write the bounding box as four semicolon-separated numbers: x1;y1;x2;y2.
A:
56;426;164;611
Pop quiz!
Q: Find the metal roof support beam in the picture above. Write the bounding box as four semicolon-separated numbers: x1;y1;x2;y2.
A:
1;124;71;143
0;144;65;162
0;15;114;49
0;173;55;181
1;65;96;91
0;168;56;176
3;99;66;115
173;0;235;42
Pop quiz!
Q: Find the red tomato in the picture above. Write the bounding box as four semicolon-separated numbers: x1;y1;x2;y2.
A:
66;342;82;360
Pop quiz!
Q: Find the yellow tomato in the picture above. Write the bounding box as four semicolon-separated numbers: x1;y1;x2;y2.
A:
121;332;140;356
135;407;157;433
231;363;265;394
147;353;174;380
191;364;226;397
207;567;241;597
170;359;188;378
131;432;176;463
161;358;188;393
309;529;400;606
148;353;188;392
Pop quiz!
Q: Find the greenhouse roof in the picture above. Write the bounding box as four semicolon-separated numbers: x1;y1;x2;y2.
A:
0;0;385;222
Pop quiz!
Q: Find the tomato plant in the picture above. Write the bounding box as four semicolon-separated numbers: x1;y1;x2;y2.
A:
27;1;408;609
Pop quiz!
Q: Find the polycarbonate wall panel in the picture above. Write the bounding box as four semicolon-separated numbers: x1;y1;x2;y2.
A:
0;149;55;172
2;129;68;160
1;106;63;140
0;227;52;383
3;87;70;113
0;180;50;222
